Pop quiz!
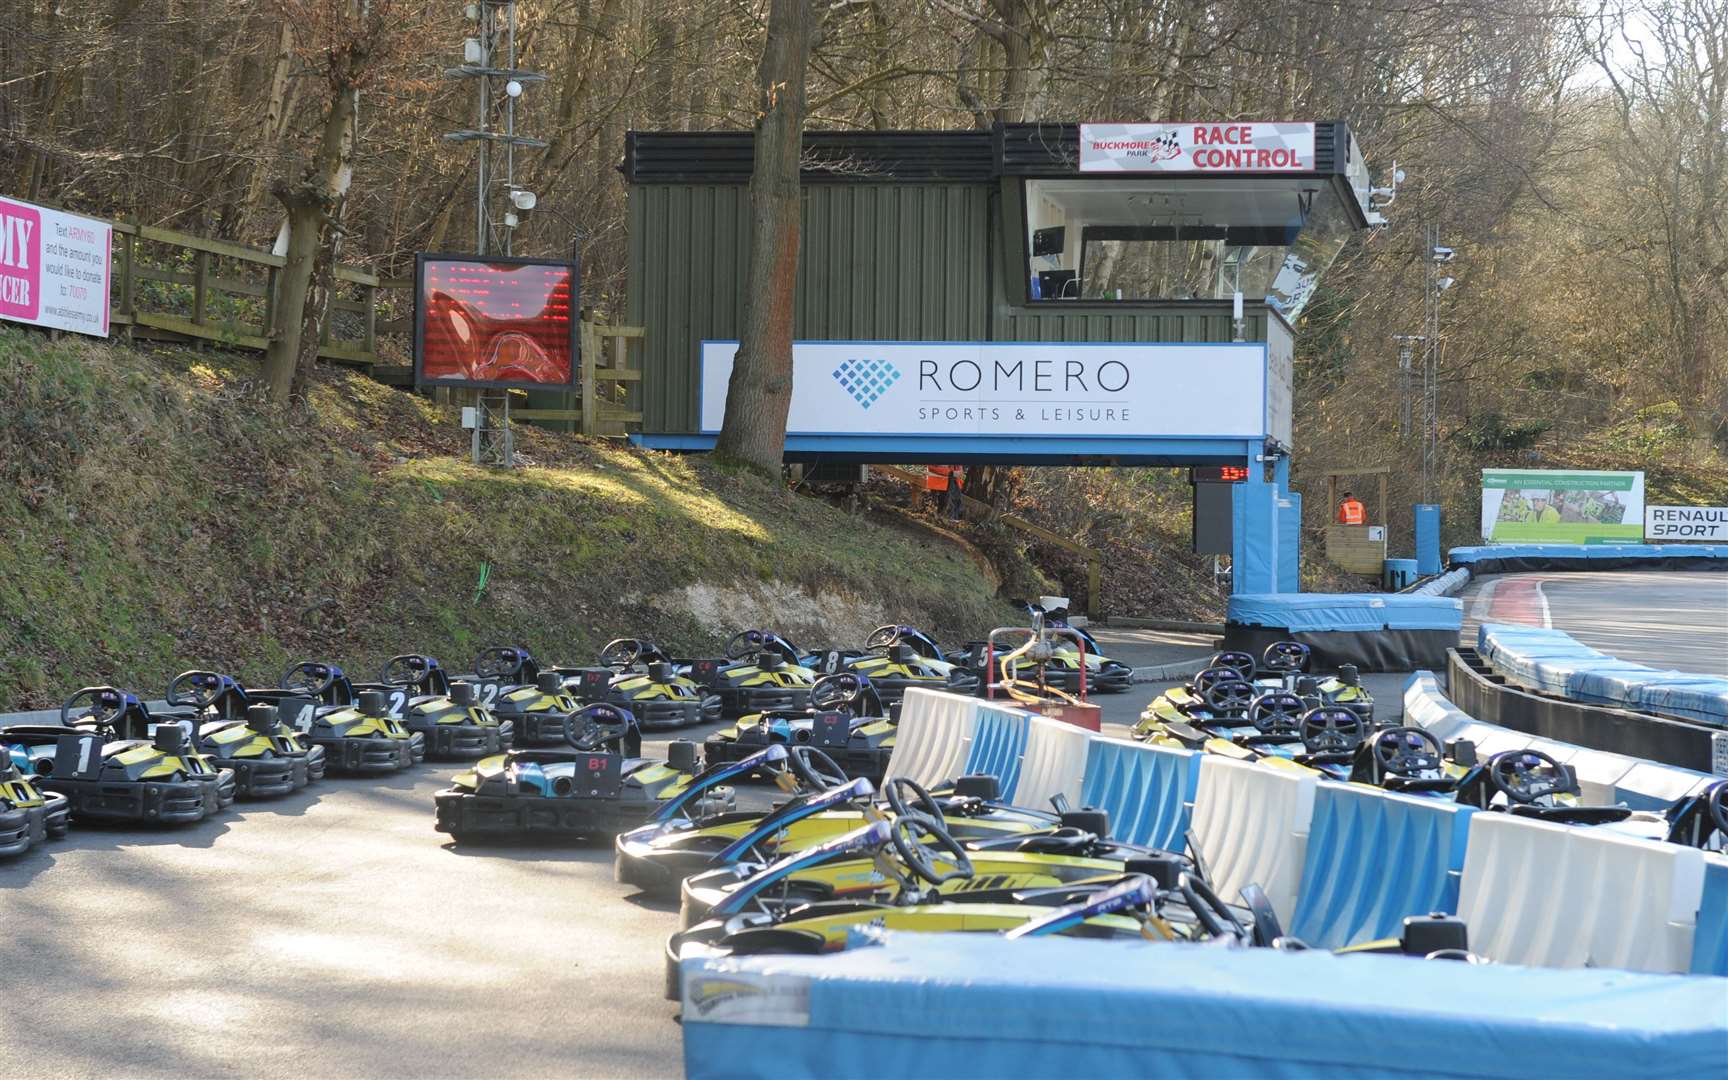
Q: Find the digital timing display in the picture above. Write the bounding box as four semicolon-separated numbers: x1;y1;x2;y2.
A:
414;254;577;390
1191;465;1251;483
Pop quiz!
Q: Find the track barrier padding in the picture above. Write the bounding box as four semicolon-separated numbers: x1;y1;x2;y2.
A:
1191;756;1317;925
1691;854;1728;976
1077;738;1200;853
881;689;977;788
1290;784;1475;949
1478;623;1728;728
961;702;1030;801
1457;811;1706;973
681;933;1728;1080
1010;716;1090;812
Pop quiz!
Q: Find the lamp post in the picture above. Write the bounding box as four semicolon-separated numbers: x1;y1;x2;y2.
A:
1421;226;1457;502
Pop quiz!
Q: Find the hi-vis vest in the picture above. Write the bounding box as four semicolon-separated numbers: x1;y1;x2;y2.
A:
1338;498;1366;525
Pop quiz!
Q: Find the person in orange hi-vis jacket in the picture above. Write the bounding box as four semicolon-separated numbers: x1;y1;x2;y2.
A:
1337;491;1366;525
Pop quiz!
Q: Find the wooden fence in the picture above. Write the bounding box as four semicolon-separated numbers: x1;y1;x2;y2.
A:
101;217;639;435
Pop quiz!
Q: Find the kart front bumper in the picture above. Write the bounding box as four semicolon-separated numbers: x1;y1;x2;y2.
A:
42;776;218;824
0;803;45;857
622;699;715;730
702;737;890;784
714;686;811;719
223;756;300;798
434;786;723;841
511;712;573;748
313;734;422;774
417;720;512;759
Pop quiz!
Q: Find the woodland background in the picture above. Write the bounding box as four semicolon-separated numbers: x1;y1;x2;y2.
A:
3;0;1724;614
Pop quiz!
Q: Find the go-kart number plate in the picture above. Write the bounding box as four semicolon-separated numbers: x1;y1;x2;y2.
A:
277;696;320;732
577;669;612;697
811;711;851;749
688;660;721;687
468;679;507;708
54;733;103;780
571;753;623;798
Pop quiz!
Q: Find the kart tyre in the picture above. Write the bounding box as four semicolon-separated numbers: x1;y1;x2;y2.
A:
42;792;70;839
0;806;36;857
303;745;328;782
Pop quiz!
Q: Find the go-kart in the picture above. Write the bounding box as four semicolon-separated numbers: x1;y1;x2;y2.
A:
370;654;511;758
155;670;326;796
1133;644;1372;740
0;750;70;856
677;775;1194;928
702;671;898;783
434;703;748;842
614;754;1115;896
0;687;233;824
583;639;722;729
235;660;425;771
461;647;586;747
803;625;979;705
667;815;1259;998
686;630;817;719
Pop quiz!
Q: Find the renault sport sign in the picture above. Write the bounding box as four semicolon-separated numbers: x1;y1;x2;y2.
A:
698;341;1269;439
1079;123;1316;173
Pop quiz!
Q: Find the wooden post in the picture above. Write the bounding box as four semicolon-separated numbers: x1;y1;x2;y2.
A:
1327;475;1339;523
362;282;377;357
1378;474;1388;527
118;227;136;319
1086;556;1102;617
193;250;210;327
579;319;598;435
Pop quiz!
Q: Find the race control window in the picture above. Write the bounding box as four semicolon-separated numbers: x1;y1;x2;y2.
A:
1023;178;1352;316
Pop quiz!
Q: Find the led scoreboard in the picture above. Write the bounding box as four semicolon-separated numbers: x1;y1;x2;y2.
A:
413;254;578;391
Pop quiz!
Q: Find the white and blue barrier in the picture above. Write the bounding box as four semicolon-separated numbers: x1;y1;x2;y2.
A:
1404;672;1715;807
880;689;979;789
1458;812;1707;973
1078;738;1200;853
1693;854;1728;976
1010;716;1090;812
1409;566;1470;596
1478;623;1728;728
1290;784;1475;949
961;701;1029;798
887;680;1723;971
1190;756;1317;925
681;933;1728;1080
1225;592;1463;672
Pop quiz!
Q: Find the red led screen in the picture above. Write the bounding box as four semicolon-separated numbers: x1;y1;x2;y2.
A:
414;255;577;390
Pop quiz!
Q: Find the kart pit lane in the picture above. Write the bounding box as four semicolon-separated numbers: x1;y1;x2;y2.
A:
0;721;755;1080
1462;569;1728;677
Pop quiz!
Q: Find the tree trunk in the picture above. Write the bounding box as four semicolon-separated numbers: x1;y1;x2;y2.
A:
712;0;815;473
264;84;356;405
240;21;296;241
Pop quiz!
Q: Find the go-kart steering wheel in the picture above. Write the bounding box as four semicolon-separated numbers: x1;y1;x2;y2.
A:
1300;707;1366;755
723;630;767;660
890;814;973;886
1263;641;1311;673
1193;666;1246;695
1203;678;1257;714
281;661;339;696
1487;749;1574;805
60;686;127;729
787;745;849;790
864;625;904;649
473;647;530;680
883;777;945;827
1212;651;1257;680
166;671;226;710
599;638;645;670
567;703;634;751
379;654;435;688
1248;692;1307;736
1369;726;1443;777
809;672;866;712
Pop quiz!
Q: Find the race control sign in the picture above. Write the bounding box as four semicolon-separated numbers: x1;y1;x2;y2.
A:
699;341;1269;439
1079;123;1316;173
0;196;111;338
1645;506;1728;542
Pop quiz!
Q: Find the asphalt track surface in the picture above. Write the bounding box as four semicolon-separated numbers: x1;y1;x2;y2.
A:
0;629;1400;1078
1461;569;1728;676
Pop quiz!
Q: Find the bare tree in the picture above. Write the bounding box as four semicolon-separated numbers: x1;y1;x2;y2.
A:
713;0;820;472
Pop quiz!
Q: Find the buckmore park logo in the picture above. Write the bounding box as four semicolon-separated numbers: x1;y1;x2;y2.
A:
831;357;901;409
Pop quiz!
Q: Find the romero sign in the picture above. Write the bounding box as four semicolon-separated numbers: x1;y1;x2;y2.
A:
0;196;111;338
1078;122;1317;173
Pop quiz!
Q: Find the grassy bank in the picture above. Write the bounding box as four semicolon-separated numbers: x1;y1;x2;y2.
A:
0;328;1009;707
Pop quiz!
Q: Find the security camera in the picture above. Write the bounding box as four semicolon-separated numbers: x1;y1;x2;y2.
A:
503;211;519;228
1435;276;1456;291
510;189;536;211
1431;246;1455;263
1394;168;1407;184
